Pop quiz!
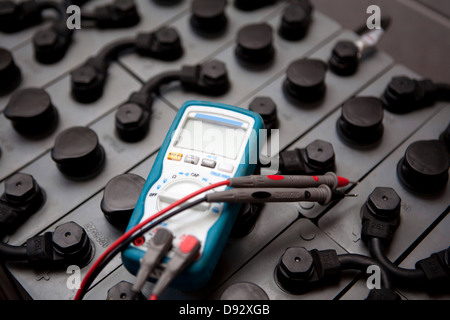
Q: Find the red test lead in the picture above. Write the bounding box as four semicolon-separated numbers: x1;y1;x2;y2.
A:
206;185;358;206
228;172;355;189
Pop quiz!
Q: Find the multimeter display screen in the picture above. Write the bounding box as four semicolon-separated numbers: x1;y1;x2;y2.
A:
175;114;247;159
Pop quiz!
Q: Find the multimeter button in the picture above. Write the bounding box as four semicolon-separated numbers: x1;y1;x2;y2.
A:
168;152;183;161
201;158;216;168
184;154;199;165
218;163;234;173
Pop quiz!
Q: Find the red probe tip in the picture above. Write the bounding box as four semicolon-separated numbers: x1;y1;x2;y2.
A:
337;176;349;188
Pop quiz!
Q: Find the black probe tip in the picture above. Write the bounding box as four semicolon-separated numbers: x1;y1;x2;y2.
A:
331;190;358;201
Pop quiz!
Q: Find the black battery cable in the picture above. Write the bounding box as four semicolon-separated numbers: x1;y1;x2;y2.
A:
70;26;183;103
0;172;93;268
114;59;231;142
360;187;450;289
0;0;142;64
274;246;399;300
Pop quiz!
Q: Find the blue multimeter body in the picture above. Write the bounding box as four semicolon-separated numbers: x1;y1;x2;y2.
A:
122;100;264;290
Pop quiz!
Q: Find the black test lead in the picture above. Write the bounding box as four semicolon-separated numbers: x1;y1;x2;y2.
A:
206;185;357;206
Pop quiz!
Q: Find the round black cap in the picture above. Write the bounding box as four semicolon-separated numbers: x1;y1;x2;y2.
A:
51;127;106;180
101;173;146;229
235;23;274;67
4;88;58;137
336;96;384;146
397;140;449;193
283;58;327;102
190;0;227;36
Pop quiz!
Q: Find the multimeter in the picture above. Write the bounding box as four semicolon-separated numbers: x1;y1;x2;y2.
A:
122;100;264;290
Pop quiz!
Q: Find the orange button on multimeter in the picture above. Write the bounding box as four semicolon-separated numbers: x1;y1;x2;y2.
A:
167;152;183;161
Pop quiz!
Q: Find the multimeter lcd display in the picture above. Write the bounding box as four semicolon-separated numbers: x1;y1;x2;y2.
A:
175;113;247;160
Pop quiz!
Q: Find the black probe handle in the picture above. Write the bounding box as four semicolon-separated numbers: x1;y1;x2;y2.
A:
206;185;338;205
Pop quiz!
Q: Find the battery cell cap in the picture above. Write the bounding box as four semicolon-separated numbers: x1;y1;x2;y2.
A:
101;174;146;229
4;88;58;137
51;127;106;180
283;58;327;103
190;0;227;36
235;23;275;67
336;96;384;146
397;140;449;193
